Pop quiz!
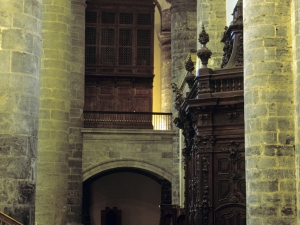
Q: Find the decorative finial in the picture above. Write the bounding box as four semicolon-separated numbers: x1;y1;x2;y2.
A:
185;55;195;72
198;25;210;45
197;26;212;68
185;55;195;89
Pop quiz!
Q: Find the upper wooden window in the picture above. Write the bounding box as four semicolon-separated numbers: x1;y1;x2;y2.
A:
85;6;154;76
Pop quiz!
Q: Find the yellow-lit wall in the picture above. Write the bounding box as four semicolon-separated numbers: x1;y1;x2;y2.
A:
153;6;162;112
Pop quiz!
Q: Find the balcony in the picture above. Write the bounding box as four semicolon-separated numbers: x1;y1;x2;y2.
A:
83;111;173;130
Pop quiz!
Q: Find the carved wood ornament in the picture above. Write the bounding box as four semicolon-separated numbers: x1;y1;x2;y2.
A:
172;0;245;224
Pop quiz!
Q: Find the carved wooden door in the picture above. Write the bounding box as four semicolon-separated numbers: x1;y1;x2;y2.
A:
190;104;246;225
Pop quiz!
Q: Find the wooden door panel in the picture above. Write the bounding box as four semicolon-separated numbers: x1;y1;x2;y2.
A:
84;96;97;111
134;97;151;112
99;97;116;111
214;205;246;225
117;98;132;111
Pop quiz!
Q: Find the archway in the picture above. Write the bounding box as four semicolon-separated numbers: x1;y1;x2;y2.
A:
82;167;172;225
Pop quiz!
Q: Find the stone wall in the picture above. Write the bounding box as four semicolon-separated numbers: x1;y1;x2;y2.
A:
0;0;42;224
244;0;296;224
82;129;176;183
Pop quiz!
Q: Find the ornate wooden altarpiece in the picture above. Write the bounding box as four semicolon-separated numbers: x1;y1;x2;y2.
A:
161;1;245;224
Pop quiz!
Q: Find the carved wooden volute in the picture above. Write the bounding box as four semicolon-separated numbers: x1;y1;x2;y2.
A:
220;0;243;68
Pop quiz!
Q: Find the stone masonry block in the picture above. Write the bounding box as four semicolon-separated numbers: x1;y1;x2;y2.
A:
0;50;11;73
249;180;278;192
13;13;37;32
280;181;296;192
261;169;295;180
2;29;34;53
0;134;12;155
246;218;262;225
1;0;23;13
50;131;69;141
12;52;37;75
42;21;67;33
249;206;277;216
261;193;281;204
245;104;268;119
24;0;42;19
0;11;12;27
248;3;275;18
162;152;173;158
264;38;289;48
278;118;293;131
51;110;69;121
253;62;283;75
245;146;261;156
11;135;28;156
263;145;294;157
44;59;67;70
261;118;277;131
247;25;275;38
44;5;65;14
264;218;296;225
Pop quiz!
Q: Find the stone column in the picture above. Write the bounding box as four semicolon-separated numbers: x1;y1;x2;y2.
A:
197;0;226;68
244;0;296;224
171;0;197;206
159;8;172;113
293;1;300;223
36;0;72;224
67;0;86;224
160;38;171;113
0;0;42;224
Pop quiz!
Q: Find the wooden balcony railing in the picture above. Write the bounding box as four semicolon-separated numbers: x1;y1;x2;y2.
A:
83;111;173;130
0;212;23;225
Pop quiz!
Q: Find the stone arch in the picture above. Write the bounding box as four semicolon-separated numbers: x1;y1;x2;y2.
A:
83;158;173;182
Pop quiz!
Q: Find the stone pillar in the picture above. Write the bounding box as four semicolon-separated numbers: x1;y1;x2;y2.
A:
171;0;197;86
197;0;226;68
0;0;42;224
159;8;171;113
293;1;300;223
67;0;86;224
244;0;296;224
36;0;72;224
160;38;171;113
171;0;197;206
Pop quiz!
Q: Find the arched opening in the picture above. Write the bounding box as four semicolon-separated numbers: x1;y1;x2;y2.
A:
82;168;172;225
